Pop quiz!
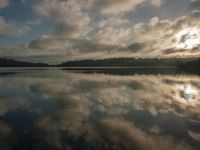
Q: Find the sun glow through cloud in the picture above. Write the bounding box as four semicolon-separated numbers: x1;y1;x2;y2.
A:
1;0;200;63
176;28;200;50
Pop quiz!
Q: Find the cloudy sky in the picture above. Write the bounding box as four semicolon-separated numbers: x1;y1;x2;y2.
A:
0;0;200;64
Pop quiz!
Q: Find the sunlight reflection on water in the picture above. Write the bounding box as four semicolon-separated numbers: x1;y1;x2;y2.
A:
180;84;199;101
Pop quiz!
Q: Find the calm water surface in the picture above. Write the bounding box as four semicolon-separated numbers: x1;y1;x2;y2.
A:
0;69;199;150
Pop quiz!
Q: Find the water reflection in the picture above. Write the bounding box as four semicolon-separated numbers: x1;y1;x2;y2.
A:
180;84;198;101
0;70;199;150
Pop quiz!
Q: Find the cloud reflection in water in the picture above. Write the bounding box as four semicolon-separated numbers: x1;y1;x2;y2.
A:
0;70;199;150
180;84;198;101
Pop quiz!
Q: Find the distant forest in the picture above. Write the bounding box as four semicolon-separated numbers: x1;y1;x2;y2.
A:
58;57;199;67
0;58;49;67
58;57;200;74
0;57;200;73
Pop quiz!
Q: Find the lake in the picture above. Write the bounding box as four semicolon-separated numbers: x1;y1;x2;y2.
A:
0;68;199;150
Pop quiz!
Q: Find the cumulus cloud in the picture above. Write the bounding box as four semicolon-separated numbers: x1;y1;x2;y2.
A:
101;0;162;16
0;0;9;9
21;0;26;4
95;27;131;46
0;0;199;62
82;11;200;58
101;0;146;16
0;17;40;37
27;36;71;50
127;11;200;57
97;17;130;28
21;5;200;62
33;0;93;39
151;0;162;6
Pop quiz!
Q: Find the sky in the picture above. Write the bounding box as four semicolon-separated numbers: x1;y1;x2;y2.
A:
0;0;200;64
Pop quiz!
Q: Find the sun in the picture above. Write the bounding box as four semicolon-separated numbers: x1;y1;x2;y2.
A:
175;27;200;50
